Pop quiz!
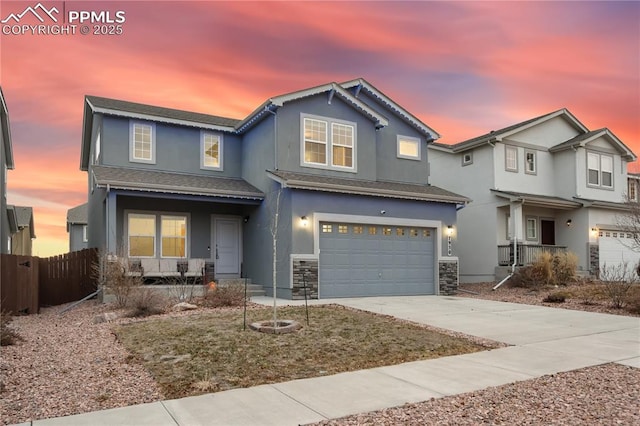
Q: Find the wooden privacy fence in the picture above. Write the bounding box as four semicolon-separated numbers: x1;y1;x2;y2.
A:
1;248;98;314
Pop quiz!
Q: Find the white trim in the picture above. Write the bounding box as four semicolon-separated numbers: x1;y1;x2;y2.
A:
129;121;156;164
397;135;421;161
82;224;88;243
587;151;614;190
462;151;473;166
125;210;191;259
526;216;538;241
524;149;536;175
505;145;518;172
200;131;223;171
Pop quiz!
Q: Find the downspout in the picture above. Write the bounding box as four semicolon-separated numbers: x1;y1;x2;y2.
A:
494;203;518;291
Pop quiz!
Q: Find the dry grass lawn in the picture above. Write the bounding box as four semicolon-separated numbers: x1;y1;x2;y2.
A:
114;305;490;399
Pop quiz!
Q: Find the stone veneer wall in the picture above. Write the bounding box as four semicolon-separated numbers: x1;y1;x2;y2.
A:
589;243;599;277
439;259;458;295
292;259;318;299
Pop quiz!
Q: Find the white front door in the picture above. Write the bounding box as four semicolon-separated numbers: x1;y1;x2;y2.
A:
212;217;241;277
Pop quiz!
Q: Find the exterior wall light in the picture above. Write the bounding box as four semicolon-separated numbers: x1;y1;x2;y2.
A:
301;216;308;227
591;227;598;237
566;219;572;227
447;225;454;236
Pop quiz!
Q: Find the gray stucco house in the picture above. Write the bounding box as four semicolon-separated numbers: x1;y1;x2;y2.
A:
80;78;468;298
429;108;637;283
67;203;88;252
1;87;15;254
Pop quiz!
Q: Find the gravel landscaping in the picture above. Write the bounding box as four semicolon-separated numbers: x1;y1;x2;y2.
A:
1;285;638;425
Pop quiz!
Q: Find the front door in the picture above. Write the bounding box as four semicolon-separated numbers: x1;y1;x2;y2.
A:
212;217;241;277
541;220;555;245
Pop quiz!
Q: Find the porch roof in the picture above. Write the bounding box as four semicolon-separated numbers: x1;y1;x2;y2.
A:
92;166;264;200
491;189;583;210
267;170;470;204
573;197;631;212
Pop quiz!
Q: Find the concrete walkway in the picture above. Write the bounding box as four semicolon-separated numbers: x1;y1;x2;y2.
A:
26;296;639;426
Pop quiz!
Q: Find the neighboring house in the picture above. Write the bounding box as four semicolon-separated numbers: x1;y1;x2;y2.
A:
429;108;637;283
67;203;88;252
1;87;15;254
80;78;468;298
7;205;35;256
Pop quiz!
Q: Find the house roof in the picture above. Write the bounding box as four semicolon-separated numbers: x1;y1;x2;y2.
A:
81;96;240;170
549;128;636;161
491;189;583;210
235;81;390;133
572;197;631;212
92;165;264;200
7;205;36;238
67;203;88;225
267;170;470;204
432;108;589;153
1;86;14;169
340;78;441;140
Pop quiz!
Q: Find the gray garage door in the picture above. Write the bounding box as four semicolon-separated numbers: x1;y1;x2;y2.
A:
319;222;435;298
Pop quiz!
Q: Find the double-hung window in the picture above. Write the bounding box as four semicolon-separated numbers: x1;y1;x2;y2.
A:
201;132;223;170
587;152;613;189
505;146;518;172
127;213;188;258
302;115;356;171
629;180;637;201
526;217;537;241
128;214;156;257
161;216;186;257
525;150;536;174
129;121;155;164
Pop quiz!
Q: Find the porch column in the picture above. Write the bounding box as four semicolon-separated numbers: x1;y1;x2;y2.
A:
105;191;117;255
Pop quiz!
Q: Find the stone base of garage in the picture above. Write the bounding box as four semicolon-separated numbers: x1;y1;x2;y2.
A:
439;259;459;295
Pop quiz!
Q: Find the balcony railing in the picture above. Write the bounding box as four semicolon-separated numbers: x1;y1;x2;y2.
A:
498;244;567;266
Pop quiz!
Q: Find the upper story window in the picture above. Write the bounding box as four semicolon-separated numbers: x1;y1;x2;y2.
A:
201;132;223;170
462;151;473;166
302;115;356;172
525;150;536;175
587;152;613;189
397;135;421;160
505;146;518;172
628;179;637;201
129;121;156;164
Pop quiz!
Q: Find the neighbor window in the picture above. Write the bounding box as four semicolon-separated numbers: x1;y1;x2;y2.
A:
128;214;156;257
525;150;536;174
82;225;88;243
462;151;473;166
129;121;155;163
629;179;637;201
302;115;355;171
505;146;518;172
526;217;537;240
397;135;421;160
201;132;222;170
587;152;613;188
161;216;187;258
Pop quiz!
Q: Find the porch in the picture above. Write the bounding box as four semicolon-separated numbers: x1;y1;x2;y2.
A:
498;243;568;266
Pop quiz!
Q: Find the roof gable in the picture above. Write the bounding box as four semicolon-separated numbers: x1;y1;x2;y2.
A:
235;81;389;133
340;78;440;140
7;205;35;238
549;128;636;161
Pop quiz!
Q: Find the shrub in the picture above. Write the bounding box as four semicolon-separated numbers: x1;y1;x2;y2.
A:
543;291;569;303
574;283;607;305
1;311;22;346
126;287;166;318
625;286;640;314
167;274;197;303
204;282;248;308
552;252;578;285
509;251;578;289
599;262;636;309
93;251;143;308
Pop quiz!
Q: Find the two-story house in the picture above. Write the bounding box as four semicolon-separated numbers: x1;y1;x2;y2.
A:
1;87;15;254
67;203;88;252
80;78;468;298
429;108;637;283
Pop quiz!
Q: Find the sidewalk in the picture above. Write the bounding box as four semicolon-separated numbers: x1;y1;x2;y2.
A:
25;296;639;426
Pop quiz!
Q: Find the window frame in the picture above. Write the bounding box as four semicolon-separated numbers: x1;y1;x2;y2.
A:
126;211;190;259
200;131;223;171
628;179;637;201
127;213;156;258
505;146;518;172
526;216;538;241
524;149;536;175
160;215;187;258
462;151;473;166
587;151;614;190
301;114;357;172
82;224;88;243
397;135;421;161
129;121;156;164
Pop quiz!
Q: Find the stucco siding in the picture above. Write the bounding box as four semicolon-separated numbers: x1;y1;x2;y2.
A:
494;144;557;195
553;150;578;199
575;145;627;203
506;116;581;148
69;224;88;252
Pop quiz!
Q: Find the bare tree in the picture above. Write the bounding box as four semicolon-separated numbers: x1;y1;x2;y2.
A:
270;186;282;327
616;197;640;252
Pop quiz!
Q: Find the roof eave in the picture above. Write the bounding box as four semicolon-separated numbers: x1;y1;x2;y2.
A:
96;181;264;200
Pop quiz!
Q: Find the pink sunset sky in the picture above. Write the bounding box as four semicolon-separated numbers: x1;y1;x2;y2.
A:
1;0;639;257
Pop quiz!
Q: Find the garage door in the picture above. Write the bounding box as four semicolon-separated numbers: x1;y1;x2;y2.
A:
319;222;435;298
599;230;640;278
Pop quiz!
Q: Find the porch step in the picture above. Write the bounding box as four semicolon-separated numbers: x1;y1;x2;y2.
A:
216;279;266;297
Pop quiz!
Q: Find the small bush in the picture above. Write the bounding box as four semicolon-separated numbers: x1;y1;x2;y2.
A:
574;283;607;305
204;283;248;308
126;287;166;318
93;252;143;308
167;275;197;303
552;252;578;285
509;251;578;289
543;291;569;303
599;262;636;309
1;311;22;346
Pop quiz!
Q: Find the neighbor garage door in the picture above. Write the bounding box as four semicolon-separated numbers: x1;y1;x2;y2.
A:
319;222;435;298
599;229;640;277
